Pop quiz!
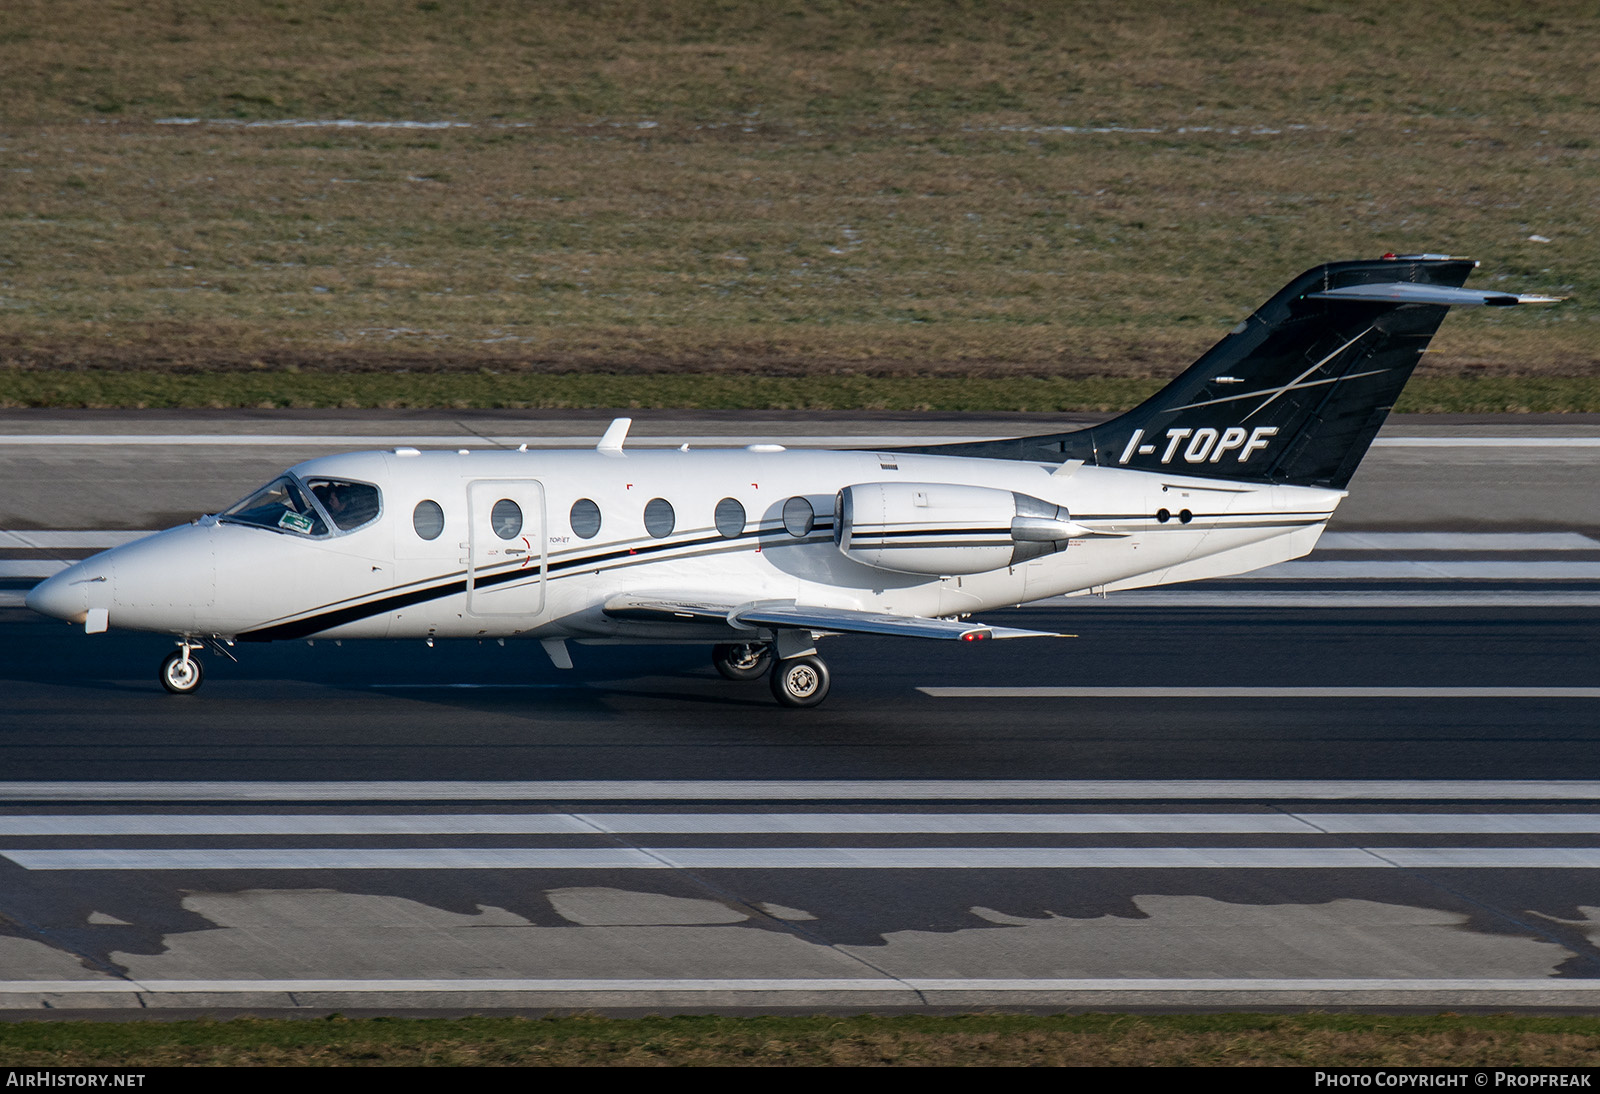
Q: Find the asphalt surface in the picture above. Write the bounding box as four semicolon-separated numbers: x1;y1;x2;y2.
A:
1;411;1598;1014
3;604;1597;782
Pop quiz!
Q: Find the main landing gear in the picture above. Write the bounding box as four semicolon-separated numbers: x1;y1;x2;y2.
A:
769;654;830;709
159;641;204;695
712;642;771;681
711;642;832;708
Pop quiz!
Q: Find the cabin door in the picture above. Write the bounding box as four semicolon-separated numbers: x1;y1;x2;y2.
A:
465;479;547;617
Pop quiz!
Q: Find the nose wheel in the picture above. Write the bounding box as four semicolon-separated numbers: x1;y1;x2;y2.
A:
769;654;830;708
159;645;204;695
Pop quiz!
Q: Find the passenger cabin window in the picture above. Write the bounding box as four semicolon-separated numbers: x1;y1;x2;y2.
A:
644;498;675;539
570;498;601;539
218;476;328;537
491;498;523;540
714;497;745;538
307;479;381;531
783;496;815;537
413;500;445;541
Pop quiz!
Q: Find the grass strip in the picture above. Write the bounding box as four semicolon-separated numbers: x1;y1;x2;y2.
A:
5;1012;1600;1066
3;373;1600;414
4;3;1596;388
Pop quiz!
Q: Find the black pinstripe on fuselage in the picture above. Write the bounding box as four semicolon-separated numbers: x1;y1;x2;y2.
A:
234;509;1325;640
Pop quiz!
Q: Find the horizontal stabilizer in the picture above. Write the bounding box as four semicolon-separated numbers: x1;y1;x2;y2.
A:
1307;284;1563;307
602;593;1063;641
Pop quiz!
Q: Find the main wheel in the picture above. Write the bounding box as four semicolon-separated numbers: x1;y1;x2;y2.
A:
159;650;203;695
713;642;771;681
769;655;831;708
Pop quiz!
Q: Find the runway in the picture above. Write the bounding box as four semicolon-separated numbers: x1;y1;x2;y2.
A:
3;409;1600;533
1;412;1598;1013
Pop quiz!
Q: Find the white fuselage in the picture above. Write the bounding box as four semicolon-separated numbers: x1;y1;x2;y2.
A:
29;444;1343;643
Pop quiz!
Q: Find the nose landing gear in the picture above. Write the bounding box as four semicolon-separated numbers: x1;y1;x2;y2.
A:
159;642;204;695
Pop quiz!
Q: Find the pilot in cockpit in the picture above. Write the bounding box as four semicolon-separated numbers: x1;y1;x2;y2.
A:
312;482;350;523
309;479;381;531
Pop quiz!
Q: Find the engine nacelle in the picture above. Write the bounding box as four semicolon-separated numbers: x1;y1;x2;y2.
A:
834;482;1086;576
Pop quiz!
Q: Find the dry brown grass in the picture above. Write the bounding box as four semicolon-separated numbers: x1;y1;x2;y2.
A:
0;1;1596;402
8;1013;1600;1066
8;1;1597;129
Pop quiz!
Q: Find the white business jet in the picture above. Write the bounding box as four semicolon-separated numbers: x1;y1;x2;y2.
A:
27;256;1557;706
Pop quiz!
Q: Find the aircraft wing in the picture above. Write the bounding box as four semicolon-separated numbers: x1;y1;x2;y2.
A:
601;593;1062;641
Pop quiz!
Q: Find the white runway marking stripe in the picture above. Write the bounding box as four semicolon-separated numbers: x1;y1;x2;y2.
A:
1053;591;1600;608
9;813;1600;835
920;686;1600;699
370;683;572;690
0;561;66;578
1373;437;1600;448
0;531;150;548
1316;532;1600;551
0;814;592;836
1253;561;1600;579
13;780;1600;801
14;846;1600;870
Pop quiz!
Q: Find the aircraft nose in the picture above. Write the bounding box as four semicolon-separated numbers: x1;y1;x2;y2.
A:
25;569;87;623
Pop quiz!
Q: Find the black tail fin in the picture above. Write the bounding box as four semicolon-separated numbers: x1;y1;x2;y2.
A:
909;255;1517;489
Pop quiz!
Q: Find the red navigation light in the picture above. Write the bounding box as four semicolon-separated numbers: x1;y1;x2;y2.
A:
960;631;988;642
1381;252;1397;260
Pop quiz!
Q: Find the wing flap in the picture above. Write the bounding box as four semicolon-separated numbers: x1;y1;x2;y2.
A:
601;595;738;625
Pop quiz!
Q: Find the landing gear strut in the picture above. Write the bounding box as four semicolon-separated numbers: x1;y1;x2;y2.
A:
159;642;204;695
769;654;831;709
712;641;771;681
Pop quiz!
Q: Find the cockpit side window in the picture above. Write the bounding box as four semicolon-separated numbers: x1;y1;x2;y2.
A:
218;477;329;537
305;478;382;532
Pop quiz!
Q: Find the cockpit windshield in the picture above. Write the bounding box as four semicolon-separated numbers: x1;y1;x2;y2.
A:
218;476;329;537
305;479;382;531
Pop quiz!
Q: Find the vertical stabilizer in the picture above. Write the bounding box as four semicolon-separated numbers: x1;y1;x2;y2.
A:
904;256;1550;488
